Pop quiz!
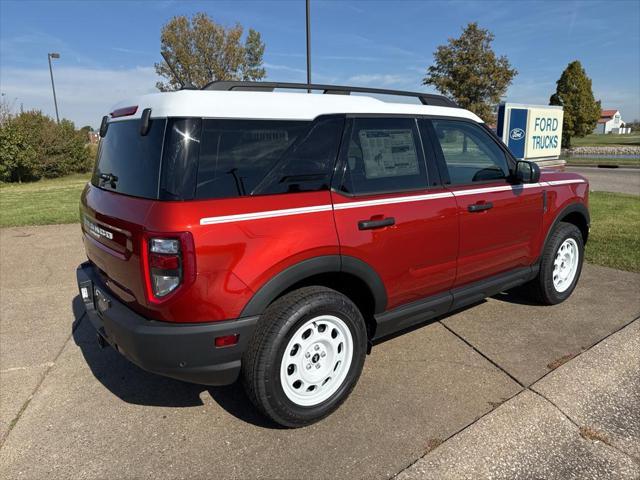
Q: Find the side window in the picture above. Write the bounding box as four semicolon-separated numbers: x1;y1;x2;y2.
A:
196;120;308;199
252;117;344;195
341;117;427;195
432;120;510;185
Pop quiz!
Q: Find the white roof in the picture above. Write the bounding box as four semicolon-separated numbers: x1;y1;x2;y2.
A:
109;90;483;123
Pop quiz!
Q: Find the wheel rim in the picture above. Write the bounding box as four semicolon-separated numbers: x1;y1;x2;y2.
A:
279;315;354;407
553;238;579;293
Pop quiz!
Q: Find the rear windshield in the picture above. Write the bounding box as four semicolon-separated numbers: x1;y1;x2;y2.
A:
92;119;166;199
92;116;343;200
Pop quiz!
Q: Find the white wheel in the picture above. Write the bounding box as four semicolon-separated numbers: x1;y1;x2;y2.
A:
552;238;579;293
279;315;353;407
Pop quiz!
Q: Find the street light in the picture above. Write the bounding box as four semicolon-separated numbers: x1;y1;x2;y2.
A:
306;0;312;92
48;52;60;123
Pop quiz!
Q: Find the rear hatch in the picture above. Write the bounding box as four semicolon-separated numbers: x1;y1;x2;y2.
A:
81;116;170;309
82;114;202;311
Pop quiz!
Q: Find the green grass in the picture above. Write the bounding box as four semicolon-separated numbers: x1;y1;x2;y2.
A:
562;156;640;167
571;133;640;146
1;174;638;273
586;192;640;272
0;174;90;227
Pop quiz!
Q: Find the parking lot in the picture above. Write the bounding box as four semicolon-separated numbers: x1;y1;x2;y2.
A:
566;167;640;195
1;223;639;479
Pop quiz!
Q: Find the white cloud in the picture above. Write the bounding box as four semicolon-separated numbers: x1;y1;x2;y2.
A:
0;66;159;128
347;74;409;87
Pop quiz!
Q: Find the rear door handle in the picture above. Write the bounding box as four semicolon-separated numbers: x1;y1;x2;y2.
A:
468;202;493;212
358;217;395;230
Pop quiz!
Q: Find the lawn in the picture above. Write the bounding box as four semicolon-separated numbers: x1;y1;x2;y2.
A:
1;175;638;273
585;191;640;272
571;133;640;146
0;174;90;227
562;156;640;167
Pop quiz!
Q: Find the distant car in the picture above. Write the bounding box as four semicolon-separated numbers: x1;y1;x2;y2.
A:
76;82;589;427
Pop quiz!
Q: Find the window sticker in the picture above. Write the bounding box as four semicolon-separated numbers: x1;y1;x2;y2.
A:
358;129;419;179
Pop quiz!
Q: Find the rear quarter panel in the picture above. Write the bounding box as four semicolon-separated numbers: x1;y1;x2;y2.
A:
144;190;339;322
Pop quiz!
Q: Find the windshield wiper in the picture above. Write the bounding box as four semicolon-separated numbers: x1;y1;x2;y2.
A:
99;172;118;188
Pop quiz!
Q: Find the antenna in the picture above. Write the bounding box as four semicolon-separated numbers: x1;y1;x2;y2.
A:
160;51;195;90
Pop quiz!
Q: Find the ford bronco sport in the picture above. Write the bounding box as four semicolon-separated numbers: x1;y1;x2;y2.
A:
76;81;589;427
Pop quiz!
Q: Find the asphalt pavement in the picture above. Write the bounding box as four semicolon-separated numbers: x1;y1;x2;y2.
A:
0;223;638;479
566;166;640;195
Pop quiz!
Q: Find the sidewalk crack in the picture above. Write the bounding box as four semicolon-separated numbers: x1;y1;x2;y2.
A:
439;320;526;389
0;312;85;449
529;387;640;465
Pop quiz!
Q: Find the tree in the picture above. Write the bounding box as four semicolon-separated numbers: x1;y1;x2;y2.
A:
155;12;266;91
549;61;601;148
423;22;517;123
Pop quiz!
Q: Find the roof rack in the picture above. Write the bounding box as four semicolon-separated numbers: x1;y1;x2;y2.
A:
202;81;458;108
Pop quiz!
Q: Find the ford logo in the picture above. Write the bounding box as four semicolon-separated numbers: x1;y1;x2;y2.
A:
510;128;525;141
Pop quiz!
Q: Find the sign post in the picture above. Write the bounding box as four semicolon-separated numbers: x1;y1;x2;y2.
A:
497;103;564;166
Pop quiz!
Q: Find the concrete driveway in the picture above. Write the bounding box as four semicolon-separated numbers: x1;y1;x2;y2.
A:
1;224;639;479
566;166;640;195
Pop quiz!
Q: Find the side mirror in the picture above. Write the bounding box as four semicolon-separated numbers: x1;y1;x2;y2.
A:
514;160;541;184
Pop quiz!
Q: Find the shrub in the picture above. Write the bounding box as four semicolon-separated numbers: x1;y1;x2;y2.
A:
0;121;38;182
0;110;93;182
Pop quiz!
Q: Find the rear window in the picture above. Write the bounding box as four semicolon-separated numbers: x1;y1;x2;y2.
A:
92;119;166;199
92;116;344;201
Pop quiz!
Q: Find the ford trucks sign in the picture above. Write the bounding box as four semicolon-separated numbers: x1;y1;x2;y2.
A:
497;103;563;160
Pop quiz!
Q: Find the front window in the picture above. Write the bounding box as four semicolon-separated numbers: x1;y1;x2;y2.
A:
432;120;509;185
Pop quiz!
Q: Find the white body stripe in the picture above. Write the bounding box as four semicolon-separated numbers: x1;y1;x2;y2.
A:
333;191;454;210
451;182;544;197
200;204;332;225
198;180;586;226
545;179;586;186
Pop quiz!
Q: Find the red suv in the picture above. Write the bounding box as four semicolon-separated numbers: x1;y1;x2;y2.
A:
76;82;589;427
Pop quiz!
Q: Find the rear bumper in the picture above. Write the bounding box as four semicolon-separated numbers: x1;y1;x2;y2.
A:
76;262;258;386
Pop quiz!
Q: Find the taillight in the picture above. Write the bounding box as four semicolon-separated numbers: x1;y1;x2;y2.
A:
142;232;196;303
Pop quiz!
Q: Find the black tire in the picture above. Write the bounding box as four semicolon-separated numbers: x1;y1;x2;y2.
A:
241;286;367;428
523;222;584;305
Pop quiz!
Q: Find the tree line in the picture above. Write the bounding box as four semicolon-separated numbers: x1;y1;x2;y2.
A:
0;13;604;183
155;14;603;148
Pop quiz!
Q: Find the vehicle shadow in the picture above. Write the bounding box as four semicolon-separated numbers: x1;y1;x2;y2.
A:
491;287;540;306
71;296;278;428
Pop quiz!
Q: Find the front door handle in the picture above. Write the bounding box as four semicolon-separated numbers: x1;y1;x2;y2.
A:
358;217;395;230
468;202;493;213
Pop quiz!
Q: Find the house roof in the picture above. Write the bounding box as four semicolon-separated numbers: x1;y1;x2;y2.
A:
600;109;618;118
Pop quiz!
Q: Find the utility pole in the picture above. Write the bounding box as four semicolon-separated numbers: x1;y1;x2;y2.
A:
306;0;311;92
48;52;60;123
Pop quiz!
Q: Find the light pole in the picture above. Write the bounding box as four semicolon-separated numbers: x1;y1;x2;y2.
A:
306;0;311;92
47;52;60;123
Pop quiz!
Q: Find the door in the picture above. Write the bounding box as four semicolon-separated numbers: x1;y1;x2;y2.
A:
425;118;543;287
331;117;459;311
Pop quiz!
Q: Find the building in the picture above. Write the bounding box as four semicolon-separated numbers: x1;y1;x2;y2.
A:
593;109;630;134
87;130;100;144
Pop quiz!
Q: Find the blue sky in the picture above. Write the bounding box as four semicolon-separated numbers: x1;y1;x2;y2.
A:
1;0;638;128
